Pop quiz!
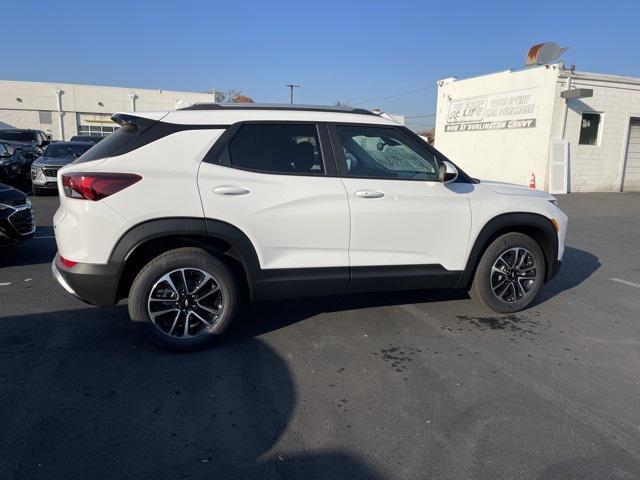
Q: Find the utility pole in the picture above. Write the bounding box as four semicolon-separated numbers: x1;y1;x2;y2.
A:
286;84;300;104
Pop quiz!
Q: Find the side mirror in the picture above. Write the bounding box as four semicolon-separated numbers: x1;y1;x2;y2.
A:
438;160;459;183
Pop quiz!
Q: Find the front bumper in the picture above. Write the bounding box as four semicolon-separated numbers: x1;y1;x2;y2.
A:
31;168;60;187
51;254;121;306
0;204;35;244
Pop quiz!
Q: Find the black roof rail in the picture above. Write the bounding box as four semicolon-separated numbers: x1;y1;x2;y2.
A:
178;103;376;116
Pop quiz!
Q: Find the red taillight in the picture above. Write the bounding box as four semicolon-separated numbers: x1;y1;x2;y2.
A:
62;173;142;201
59;255;77;268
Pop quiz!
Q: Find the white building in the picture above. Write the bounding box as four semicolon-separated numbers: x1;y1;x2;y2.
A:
434;64;640;192
0;80;216;140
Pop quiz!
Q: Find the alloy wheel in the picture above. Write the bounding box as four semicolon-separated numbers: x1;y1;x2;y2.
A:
147;268;223;338
490;247;537;303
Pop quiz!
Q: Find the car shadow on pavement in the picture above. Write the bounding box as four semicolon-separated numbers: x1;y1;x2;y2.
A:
232;245;599;338
233;288;469;339
1;305;385;479
0;235;57;268
535;245;600;303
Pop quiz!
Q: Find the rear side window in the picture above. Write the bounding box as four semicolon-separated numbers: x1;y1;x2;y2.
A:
226;124;324;175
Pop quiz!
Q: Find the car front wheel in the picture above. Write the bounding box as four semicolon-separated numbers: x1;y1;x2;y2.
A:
128;247;239;351
470;232;546;313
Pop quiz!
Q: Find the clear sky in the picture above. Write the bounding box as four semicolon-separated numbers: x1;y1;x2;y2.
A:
3;0;638;130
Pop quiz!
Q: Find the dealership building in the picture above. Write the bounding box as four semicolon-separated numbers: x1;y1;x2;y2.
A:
434;63;640;192
0;80;216;141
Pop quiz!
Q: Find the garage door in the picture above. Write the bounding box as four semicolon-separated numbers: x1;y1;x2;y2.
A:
622;119;640;191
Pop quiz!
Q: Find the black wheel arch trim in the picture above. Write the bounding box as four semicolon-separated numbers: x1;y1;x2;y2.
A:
107;217;261;300
456;212;559;288
66;213;558;306
107;217;461;304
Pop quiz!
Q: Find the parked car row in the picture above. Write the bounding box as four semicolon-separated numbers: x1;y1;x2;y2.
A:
0;128;103;192
0;129;103;246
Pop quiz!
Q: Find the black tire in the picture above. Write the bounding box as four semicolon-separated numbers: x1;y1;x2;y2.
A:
129;247;239;352
470;232;546;314
32;186;43;196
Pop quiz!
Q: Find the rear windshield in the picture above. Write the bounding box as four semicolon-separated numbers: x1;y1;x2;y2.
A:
0;131;37;142
75;119;155;163
74;115;228;164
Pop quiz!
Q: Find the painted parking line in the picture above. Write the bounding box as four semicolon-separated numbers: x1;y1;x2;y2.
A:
610;278;640;289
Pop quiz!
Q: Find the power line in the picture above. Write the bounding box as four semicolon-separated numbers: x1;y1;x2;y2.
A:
404;113;436;119
353;84;437;106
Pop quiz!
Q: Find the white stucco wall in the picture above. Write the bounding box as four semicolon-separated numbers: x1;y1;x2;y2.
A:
0;80;216;140
435;65;640;192
553;72;640;192
435;65;561;189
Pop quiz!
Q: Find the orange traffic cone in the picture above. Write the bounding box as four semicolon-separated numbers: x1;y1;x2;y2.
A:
529;172;536;189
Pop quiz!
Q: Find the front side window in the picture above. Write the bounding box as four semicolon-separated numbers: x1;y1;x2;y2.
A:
335;125;438;180
579;113;601;145
226;124;324;175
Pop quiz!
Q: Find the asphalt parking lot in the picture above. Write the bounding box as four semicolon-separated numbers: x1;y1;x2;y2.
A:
1;193;640;480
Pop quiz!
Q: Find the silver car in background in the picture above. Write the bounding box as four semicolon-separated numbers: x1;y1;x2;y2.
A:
31;142;93;195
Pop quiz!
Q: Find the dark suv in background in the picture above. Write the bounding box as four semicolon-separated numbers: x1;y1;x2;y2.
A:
0;129;50;165
0;142;29;184
0;182;35;245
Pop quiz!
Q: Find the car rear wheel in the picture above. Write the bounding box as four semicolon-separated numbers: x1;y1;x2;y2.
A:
128;247;239;351
470;232;546;313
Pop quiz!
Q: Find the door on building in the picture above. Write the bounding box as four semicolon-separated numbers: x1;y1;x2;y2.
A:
622;119;640;192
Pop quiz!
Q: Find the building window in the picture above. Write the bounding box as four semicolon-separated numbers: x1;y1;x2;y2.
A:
579;113;601;145
77;124;120;137
38;111;52;124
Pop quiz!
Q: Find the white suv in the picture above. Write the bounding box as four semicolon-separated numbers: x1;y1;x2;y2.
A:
52;104;567;350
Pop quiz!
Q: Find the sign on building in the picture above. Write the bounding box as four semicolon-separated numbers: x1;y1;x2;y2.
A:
444;88;538;133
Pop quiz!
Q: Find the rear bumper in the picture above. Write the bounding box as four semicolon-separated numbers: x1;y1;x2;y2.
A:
51;254;120;306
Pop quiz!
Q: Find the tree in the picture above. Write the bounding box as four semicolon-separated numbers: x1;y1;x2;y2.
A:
416;128;435;145
334;100;349;107
232;94;255;104
215;90;254;103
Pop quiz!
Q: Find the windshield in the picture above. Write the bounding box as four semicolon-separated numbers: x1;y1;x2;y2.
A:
0;131;37;142
44;143;92;158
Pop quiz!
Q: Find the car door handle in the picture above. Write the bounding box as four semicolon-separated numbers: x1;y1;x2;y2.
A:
213;185;250;196
354;189;385;199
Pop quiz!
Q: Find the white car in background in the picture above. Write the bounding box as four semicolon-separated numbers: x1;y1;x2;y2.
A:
51;104;567;351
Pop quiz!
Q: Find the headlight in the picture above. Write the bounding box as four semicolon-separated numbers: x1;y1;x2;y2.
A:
31;165;42;180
